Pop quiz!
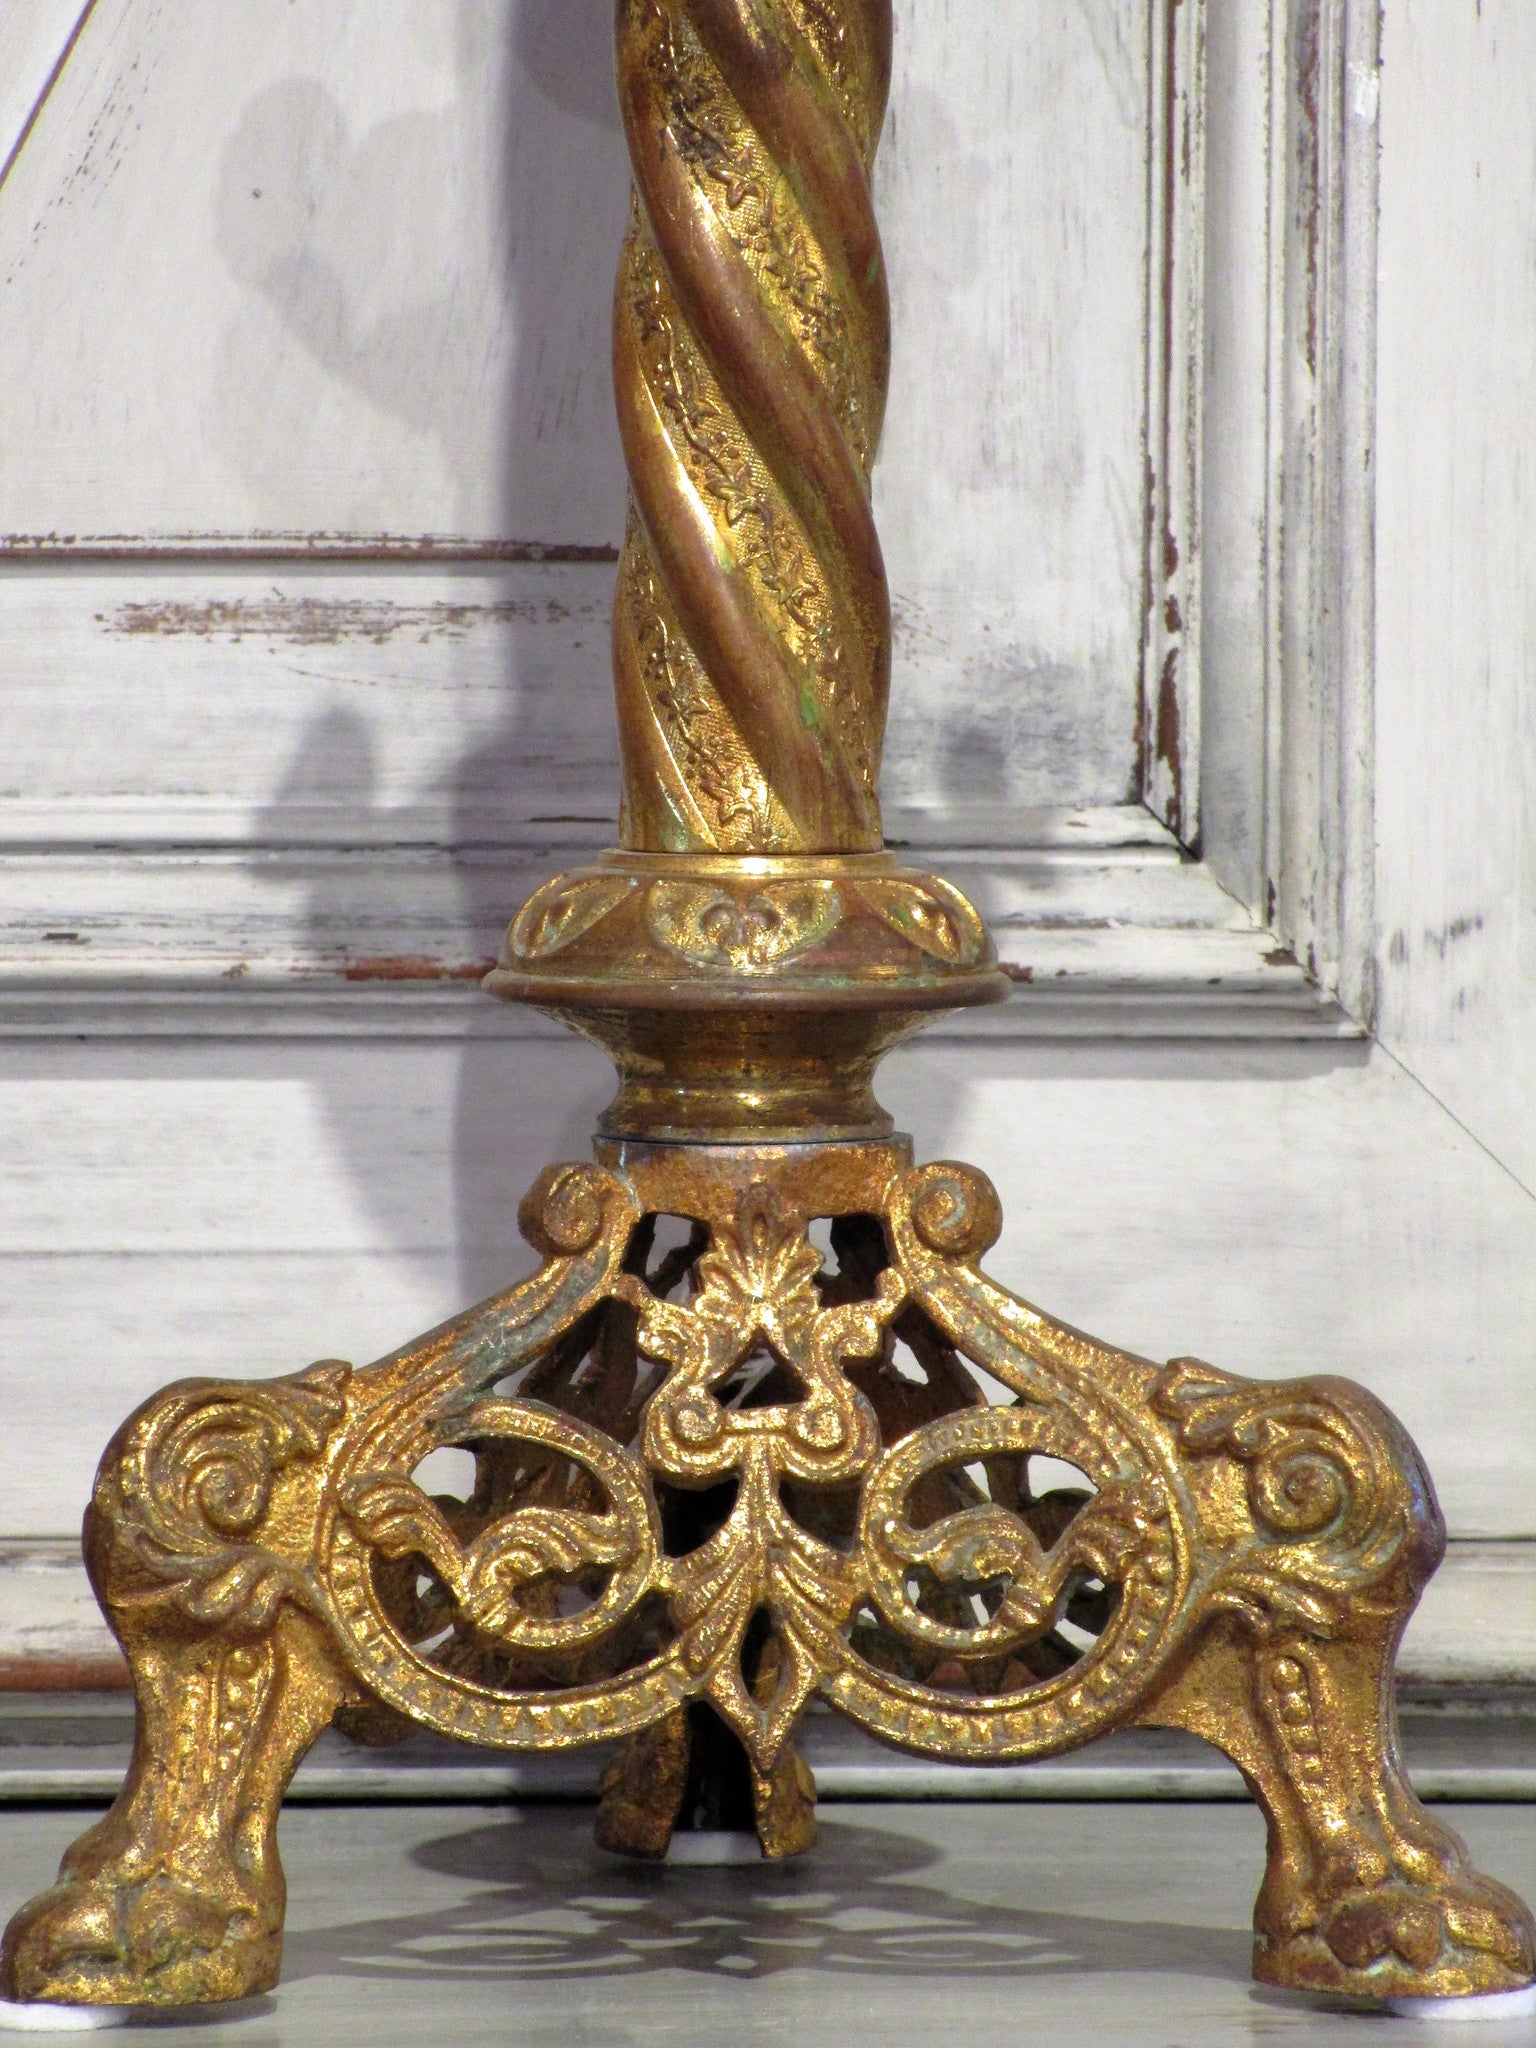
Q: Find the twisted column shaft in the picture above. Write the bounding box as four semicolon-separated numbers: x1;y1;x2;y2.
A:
613;0;894;854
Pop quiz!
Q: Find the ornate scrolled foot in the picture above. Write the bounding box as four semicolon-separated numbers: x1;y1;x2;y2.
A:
2;1369;357;2008
2;1611;348;2007
844;1165;1534;2002
596;1709;692;1858
1138;1362;1536;2001
1145;1619;1535;1999
2;1160;647;2008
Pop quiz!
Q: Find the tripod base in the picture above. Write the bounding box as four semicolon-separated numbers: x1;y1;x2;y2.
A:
3;1133;1532;2010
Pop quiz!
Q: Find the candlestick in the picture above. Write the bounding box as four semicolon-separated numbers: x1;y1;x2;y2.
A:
4;0;1532;2017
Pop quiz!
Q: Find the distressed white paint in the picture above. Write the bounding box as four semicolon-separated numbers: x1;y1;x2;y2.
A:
1266;0;1380;1022
0;565;621;847
0;1543;117;1668
1197;1;1273;916
0;0;632;544
0;0;1165;816
876;0;1151;813
0;0;93;181
0;835;1334;1032
0;562;1170;851
0;1037;1532;1540
1139;0;1204;843
0;563;1331;1029
1374;0;1536;1198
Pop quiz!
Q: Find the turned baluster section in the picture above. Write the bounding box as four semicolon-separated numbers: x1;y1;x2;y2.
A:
612;0;894;854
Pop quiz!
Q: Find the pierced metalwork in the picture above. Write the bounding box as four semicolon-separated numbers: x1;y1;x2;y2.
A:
5;0;1532;2017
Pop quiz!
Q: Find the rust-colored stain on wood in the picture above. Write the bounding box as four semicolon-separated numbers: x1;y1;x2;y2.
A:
1155;644;1182;837
333;957;497;984
0;1653;130;1693
3;535;621;563
102;596;582;646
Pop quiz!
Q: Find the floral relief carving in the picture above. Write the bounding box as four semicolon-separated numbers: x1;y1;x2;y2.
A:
509;875;636;961
646;878;843;972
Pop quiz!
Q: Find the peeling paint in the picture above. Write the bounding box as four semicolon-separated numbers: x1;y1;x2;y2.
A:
1422;914;1485;959
1139;0;1193;839
1296;0;1323;379
1;535;621;564
331;957;497;984
1155;646;1182;837
103;596;580;647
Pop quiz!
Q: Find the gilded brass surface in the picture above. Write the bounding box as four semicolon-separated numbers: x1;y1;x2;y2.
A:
612;0;892;853
6;0;1532;2017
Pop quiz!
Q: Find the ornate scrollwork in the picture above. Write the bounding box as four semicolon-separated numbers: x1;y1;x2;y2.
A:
99;1362;350;1627
1150;1357;1424;1632
340;1400;661;1657
903;1159;1004;1262
10;0;1533;2014
670;1446;860;1770
11;1139;1536;2010
859;1407;1153;1660
624;1182;899;1485
509;873;636;960
854;877;988;967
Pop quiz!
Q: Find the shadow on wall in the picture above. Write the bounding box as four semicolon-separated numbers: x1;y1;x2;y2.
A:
225;0;977;1308
213;0;628;533
227;0;628;1303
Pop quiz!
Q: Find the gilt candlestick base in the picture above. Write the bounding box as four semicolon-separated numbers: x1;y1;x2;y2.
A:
5;0;1533;2016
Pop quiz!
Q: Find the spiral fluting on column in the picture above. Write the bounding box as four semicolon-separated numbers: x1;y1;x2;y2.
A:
613;0;894;854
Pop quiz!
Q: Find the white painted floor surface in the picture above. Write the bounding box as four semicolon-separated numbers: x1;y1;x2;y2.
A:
3;1802;1535;2045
